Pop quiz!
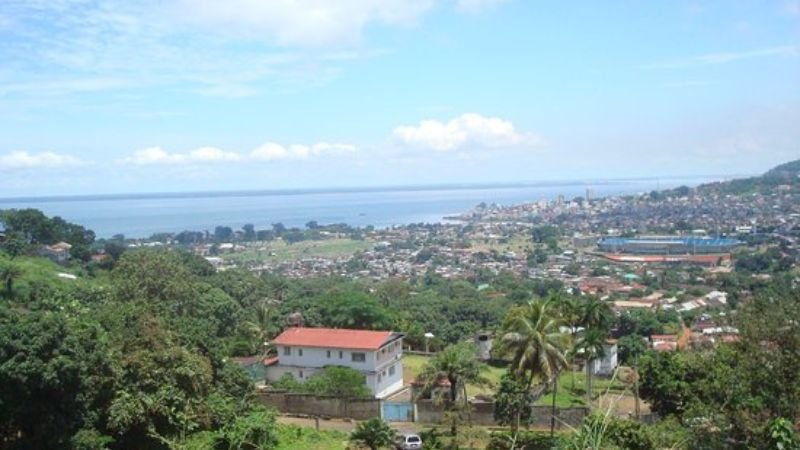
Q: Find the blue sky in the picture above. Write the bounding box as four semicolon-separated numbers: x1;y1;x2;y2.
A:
0;0;798;196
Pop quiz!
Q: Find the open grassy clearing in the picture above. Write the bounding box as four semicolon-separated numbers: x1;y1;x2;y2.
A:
275;425;348;450
220;238;374;265
0;254;93;297
403;353;628;408
468;233;533;255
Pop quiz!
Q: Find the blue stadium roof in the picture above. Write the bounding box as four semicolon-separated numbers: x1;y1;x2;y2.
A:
598;236;743;247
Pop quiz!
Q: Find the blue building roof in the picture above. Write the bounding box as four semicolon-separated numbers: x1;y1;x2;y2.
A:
598;236;743;247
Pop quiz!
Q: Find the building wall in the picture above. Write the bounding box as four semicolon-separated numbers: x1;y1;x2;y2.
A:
257;392;381;420
369;359;404;398
590;343;618;376
275;338;402;373
270;338;404;398
415;400;589;429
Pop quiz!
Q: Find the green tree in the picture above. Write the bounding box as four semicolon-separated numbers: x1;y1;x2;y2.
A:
579;297;613;333
496;298;570;389
575;328;607;402
214;226;234;242
0;310;115;449
243;300;274;355
319;290;394;330
493;372;536;433
496;297;570;438
617;334;647;365
1;231;29;258
349;418;395;450
417;342;489;438
305;366;371;398
767;418;799;450
0;260;23;298
418;342;489;405
638;351;694;417
242;224;256;241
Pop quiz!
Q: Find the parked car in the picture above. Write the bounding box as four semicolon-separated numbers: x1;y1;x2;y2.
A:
395;433;422;449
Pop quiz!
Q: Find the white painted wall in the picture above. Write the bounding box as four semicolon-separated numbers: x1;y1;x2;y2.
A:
269;338;404;398
590;343;618;376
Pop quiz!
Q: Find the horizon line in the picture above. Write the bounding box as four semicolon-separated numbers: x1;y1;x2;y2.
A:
0;173;750;204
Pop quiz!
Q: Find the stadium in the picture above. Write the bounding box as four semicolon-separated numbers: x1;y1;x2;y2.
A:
597;236;743;256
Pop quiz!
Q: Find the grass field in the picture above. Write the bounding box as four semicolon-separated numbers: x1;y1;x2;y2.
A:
403;353;627;408
0;254;91;298
221;238;374;265
469;233;533;255
275;425;348;450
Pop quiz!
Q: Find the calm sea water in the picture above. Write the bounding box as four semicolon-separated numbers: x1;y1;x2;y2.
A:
0;178;712;238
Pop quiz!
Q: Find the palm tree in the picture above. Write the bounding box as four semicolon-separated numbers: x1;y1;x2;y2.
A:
555;295;583;390
575;328;607;403
497;298;571;389
243;300;274;355
418;342;489;404
576;296;612;404
0;261;22;298
497;297;571;439
579;296;613;332
417;342;490;436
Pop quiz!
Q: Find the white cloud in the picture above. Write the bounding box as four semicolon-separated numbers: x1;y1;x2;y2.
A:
392;113;542;151
124;146;242;165
178;0;436;47
455;0;509;14
123;142;357;165
642;45;798;69
250;142;357;161
0;150;86;169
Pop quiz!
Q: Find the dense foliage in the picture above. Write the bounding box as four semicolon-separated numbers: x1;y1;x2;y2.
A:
272;366;371;398
638;275;800;449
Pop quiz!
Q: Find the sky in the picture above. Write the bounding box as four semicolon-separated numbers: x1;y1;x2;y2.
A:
0;0;798;196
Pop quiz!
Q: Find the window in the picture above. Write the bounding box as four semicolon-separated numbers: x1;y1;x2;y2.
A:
389;364;396;376
298;348;303;357
299;370;304;379
351;352;366;362
378;374;382;382
326;350;331;358
283;346;291;356
339;351;343;359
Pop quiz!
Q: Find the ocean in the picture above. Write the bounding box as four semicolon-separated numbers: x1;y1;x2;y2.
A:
0;178;713;238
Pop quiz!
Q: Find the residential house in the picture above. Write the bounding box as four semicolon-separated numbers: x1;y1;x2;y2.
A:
589;340;619;377
40;241;72;263
650;334;678;352
267;327;404;399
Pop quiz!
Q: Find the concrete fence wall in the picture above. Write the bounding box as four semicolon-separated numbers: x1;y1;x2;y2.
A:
257;391;381;421
409;400;588;429
258;391;589;428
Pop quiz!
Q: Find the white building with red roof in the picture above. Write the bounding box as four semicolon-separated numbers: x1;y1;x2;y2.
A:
267;327;404;398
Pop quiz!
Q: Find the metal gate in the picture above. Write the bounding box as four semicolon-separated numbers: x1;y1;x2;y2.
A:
382;401;415;422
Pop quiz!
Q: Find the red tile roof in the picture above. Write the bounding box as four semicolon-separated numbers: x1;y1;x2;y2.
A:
272;327;398;351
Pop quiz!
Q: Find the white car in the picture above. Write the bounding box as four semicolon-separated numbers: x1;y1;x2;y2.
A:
395;433;422;449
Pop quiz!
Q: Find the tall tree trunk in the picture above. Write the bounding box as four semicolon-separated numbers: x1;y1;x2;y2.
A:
586;359;593;404
550;377;558;438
